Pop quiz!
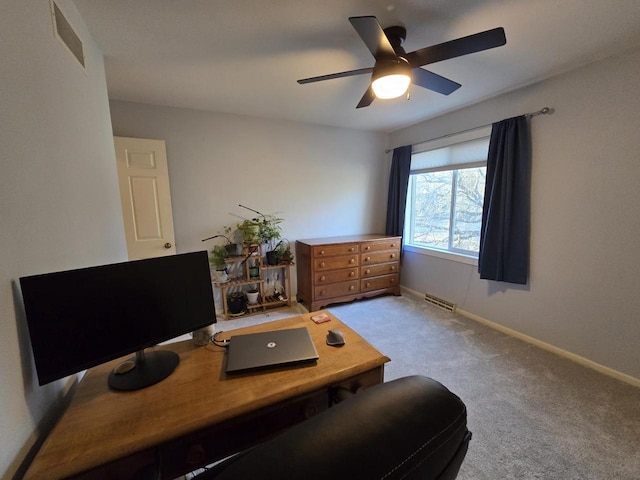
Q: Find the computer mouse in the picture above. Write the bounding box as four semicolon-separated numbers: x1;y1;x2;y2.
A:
326;329;345;346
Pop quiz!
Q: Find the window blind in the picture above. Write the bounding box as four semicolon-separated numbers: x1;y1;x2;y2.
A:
410;126;491;173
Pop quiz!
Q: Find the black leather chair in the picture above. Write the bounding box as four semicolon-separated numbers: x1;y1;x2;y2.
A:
195;375;471;479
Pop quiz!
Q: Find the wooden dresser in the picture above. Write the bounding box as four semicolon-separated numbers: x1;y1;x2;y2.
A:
296;234;401;312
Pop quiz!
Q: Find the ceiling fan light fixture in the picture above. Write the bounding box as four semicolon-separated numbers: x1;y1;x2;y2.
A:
371;59;412;99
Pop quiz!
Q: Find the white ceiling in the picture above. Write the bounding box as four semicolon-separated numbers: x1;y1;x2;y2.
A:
73;0;640;133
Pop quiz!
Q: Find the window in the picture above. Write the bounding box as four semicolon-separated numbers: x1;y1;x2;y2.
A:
404;129;491;258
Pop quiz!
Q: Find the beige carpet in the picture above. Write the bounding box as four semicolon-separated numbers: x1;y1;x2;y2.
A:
216;293;640;480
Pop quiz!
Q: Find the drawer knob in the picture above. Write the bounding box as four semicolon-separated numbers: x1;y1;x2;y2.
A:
320;290;325;296
365;246;371;250
349;285;355;291
390;253;396;259
366;282;370;288
349;247;354;252
320;275;326;281
365;269;371;274
320;250;325;255
390;278;395;283
185;444;206;466
320;262;326;267
349;271;355;277
391;266;396;271
365;256;370;262
349;258;355;264
391;243;396;247
304;402;320;418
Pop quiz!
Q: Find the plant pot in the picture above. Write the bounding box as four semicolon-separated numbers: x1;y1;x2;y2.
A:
249;266;260;279
224;243;238;256
246;289;259;304
238;221;261;245
266;250;280;266
227;294;246;315
213;269;228;283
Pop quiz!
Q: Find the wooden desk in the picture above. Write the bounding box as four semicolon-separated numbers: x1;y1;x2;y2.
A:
24;311;389;479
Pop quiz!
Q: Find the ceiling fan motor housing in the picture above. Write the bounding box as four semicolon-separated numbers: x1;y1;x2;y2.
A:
372;56;412;81
383;25;408;54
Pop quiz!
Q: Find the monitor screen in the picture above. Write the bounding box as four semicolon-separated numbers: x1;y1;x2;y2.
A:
20;251;216;390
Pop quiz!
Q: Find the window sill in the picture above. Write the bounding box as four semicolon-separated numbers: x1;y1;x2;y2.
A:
403;244;478;266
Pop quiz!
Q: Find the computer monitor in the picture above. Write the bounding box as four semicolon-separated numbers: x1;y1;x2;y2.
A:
19;251;216;391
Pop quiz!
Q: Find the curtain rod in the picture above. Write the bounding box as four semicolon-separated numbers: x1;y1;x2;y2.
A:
386;106;552;153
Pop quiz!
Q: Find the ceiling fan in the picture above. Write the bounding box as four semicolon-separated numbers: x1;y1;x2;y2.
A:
297;16;506;108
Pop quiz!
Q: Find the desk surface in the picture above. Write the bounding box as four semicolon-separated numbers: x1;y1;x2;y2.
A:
24;311;389;479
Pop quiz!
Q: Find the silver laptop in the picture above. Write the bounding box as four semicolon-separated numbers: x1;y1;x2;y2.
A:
225;327;319;374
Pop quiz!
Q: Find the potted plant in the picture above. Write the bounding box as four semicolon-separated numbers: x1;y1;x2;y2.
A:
226;291;247;315
248;258;260;279
236;218;262;246
275;238;293;264
209;245;229;283
265;250;279;266
221;226;239;256
246;288;260;305
202;226;238;256
259;214;283;246
259;214;283;265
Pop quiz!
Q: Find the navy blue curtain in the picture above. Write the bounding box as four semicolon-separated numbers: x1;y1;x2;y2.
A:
385;145;412;237
478;116;531;284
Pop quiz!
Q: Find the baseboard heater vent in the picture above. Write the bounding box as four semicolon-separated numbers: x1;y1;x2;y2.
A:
424;293;457;312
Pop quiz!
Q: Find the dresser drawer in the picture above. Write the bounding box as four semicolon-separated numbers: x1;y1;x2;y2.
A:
361;274;399;293
313;244;359;257
361;239;401;253
314;268;358;285
314;255;358;271
315;280;359;300
362;262;399;278
361;251;399;265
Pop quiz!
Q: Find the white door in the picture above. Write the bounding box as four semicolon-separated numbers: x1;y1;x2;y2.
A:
114;136;176;260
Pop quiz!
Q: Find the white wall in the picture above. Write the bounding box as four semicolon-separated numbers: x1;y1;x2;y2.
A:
108;101;390;296
390;48;640;381
0;1;126;477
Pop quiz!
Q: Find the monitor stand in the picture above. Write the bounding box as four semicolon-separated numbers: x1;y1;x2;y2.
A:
108;349;179;391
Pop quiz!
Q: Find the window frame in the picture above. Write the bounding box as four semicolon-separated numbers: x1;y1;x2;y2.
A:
403;128;491;265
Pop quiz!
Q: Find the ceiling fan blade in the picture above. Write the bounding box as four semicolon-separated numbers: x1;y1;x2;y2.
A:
406;27;506;67
297;67;373;84
412;68;461;95
356;86;375;109
349;16;397;60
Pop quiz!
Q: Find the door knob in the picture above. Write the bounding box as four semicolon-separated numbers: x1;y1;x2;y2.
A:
164;242;172;249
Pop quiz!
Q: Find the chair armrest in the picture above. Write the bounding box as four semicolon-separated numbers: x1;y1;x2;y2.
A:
195;375;471;480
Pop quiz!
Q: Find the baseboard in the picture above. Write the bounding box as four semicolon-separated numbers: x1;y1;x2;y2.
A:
400;287;640;389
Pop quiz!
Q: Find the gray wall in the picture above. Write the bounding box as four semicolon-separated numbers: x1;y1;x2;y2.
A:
109;101;390;298
390;47;640;381
0;1;126;477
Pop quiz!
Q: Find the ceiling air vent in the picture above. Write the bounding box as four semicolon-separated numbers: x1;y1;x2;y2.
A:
50;1;85;69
